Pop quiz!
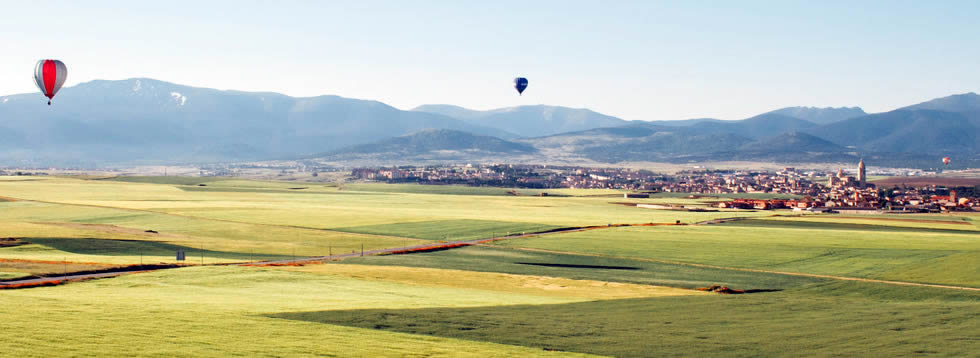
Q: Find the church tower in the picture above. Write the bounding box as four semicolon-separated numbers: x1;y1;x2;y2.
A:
857;159;866;188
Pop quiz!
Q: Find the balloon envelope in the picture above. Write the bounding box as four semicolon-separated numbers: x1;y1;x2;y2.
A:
34;59;67;105
513;77;528;95
943;157;951;165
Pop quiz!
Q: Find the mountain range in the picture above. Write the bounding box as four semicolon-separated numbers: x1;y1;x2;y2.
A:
0;78;977;169
412;104;626;137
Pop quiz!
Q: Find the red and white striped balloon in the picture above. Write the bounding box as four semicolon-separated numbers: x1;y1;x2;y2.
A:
33;59;67;105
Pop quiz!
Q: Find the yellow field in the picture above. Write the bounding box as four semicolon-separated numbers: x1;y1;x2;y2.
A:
289;264;704;300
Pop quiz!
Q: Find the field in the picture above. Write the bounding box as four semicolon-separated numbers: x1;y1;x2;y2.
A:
871;176;980;187
276;285;978;357
0;176;977;357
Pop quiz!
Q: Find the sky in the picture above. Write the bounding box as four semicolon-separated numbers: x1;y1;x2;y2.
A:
1;1;978;121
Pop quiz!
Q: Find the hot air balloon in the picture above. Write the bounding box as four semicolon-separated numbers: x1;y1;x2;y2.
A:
943;157;950;166
34;59;67;105
513;77;528;96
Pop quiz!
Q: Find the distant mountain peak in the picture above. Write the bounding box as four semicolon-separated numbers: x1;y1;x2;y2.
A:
901;92;980;113
412;104;627;137
767;106;866;125
322;128;536;159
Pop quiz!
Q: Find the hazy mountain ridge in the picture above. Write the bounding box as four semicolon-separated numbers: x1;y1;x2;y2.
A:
738;132;846;153
0;79;513;165
767;106;867;125
804;109;980;154
327;129;535;154
321;129;536;162
412;104;628;137
900;92;980;113
0;78;976;168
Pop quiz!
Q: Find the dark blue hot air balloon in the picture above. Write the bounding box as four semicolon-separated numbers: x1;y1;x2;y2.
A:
513;77;528;95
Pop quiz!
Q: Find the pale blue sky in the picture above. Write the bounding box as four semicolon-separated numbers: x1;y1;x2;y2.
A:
1;1;977;121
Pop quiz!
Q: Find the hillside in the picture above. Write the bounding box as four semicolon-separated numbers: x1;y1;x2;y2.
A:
683;113;818;138
320;129;536;161
767;106;867;125
900;92;980;113
805;109;980;154
738;132;846;153
413;104;628;137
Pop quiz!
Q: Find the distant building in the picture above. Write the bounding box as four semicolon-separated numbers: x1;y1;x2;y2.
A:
858;159;866;188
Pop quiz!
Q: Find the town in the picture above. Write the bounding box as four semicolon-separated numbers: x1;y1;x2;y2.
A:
351;160;979;212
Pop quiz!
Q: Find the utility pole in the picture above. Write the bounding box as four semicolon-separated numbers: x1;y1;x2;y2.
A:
201;244;204;265
361;243;364;257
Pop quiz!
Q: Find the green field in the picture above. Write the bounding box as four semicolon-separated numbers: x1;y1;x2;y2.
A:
335;219;564;241
0;175;977;356
96;176;231;185
342;183;557;196
276;284;978;357
344;246;823;290
0;266;588;357
492;221;980;287
0;271;25;280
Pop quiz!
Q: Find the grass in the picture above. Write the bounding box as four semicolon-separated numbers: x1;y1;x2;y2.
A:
334;219;563;241
0;177;766;225
26;237;292;261
342;245;824;290
176;186;349;194
0;265;587;357
726;217;978;234
0;271;29;280
770;214;979;231
837;213;976;223
343;183;630;197
96;176;229;185
492;222;980;287
272;282;979;357
286;264;702;300
0;202;425;261
0;255;118;276
342;183;549;196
